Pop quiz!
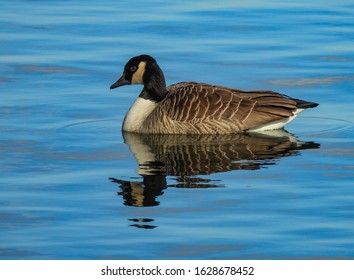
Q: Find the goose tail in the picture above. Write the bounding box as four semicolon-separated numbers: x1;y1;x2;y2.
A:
294;98;319;109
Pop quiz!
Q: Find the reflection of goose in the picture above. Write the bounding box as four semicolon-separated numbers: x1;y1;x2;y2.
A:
110;131;319;207
123;131;319;175
109;55;318;134
110;175;167;207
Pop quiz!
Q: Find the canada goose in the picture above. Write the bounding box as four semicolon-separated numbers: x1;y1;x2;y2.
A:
110;55;318;134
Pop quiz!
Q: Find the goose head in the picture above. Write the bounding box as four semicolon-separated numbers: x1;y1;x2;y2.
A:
110;55;167;101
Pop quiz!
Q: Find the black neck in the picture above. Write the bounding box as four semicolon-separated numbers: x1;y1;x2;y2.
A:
138;62;167;102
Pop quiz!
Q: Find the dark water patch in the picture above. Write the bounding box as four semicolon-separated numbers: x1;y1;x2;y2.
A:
0;247;43;259
0;212;53;230
266;75;354;87
163;244;244;258
314;56;354;62
0;77;10;84
16;65;89;74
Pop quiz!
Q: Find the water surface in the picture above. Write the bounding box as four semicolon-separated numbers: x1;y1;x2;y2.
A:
1;0;354;259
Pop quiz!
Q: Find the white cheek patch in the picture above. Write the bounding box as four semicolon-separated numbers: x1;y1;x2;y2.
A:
131;61;146;84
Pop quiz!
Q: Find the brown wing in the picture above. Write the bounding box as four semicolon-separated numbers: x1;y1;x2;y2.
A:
160;82;297;130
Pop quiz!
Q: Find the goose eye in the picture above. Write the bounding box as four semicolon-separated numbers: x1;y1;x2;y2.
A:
130;66;137;72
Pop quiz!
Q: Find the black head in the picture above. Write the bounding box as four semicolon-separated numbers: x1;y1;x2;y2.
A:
110;54;162;89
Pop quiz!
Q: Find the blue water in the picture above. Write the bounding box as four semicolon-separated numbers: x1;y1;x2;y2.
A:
1;0;354;259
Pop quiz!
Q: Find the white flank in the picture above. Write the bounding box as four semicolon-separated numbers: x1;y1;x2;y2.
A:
248;109;304;132
123;97;158;132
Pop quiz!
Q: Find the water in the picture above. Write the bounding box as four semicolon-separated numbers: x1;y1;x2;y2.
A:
1;0;354;259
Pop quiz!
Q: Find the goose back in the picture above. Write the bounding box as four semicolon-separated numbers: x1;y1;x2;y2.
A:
140;82;301;134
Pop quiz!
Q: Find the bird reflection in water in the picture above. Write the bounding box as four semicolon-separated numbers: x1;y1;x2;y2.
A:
110;131;319;208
